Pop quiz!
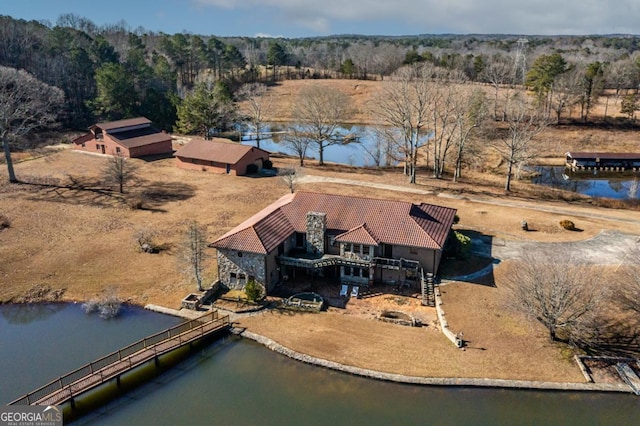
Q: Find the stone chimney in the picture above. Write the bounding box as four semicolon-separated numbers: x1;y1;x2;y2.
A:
305;212;327;255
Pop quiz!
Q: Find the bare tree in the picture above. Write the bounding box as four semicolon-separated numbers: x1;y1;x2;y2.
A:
481;57;512;121
237;82;272;149
362;128;396;168
0;66;64;183
452;88;488;182
505;251;608;342
179;220;208;291
373;64;435;183
103;152;137;194
278;167;303;193
290;85;355;166
430;72;471;179
549;68;582;123
134;227;159;253
494;94;548;192
282;132;311;167
618;243;640;316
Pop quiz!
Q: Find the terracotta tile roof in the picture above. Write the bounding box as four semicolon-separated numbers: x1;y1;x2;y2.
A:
211;192;456;254
334;223;380;246
174;138;270;165
211;194;296;254
93;117;152;132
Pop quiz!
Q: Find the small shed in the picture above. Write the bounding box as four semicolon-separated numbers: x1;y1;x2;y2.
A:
174;138;270;176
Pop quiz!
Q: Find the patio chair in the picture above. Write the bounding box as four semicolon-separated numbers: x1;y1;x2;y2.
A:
351;286;359;298
340;284;348;297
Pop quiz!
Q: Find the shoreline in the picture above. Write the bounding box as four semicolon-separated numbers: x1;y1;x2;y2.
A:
143;303;635;395
2;300;634;394
237;329;633;394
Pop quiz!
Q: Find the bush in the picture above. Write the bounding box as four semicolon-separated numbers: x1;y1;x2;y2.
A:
453;214;460;224
263;159;273;169
244;279;263;302
126;195;145;210
454;231;472;258
82;288;122;319
559;219;576;231
0;213;10;230
246;163;259;174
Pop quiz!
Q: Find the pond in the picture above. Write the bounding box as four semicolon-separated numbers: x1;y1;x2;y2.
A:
1;303;638;425
532;166;640;200
239;123;395;167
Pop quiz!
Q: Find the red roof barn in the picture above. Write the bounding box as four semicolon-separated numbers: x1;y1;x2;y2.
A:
72;117;173;158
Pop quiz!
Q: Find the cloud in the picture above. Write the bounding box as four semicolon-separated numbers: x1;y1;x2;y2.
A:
194;0;640;35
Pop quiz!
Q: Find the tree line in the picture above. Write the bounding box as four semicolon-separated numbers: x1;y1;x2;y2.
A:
3;14;640;191
2;14;640;131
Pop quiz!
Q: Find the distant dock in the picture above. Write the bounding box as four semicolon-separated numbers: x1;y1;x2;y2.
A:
565;152;640;172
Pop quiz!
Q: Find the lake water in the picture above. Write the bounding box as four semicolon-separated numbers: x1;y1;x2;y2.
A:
1;303;638;425
532;166;640;200
240;124;392;167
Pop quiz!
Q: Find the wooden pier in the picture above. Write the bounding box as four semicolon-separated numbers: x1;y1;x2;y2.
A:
8;310;230;407
566;151;640;172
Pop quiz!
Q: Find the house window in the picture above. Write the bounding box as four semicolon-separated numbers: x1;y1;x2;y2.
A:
116;147;121;153
230;272;237;284
248;275;255;283
237;252;243;257
410;247;418;254
96;144;101;150
354;244;362;254
362;268;370;278
296;233;305;248
363;246;370;256
81;143;85;148
238;273;246;284
344;267;352;276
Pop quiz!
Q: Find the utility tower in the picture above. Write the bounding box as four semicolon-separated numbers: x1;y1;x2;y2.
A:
513;37;529;85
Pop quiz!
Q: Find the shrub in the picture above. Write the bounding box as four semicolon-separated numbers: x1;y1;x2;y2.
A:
82;288;122;319
453;214;460;224
454;231;472;258
0;213;10;230
263;159;273;169
559;219;576;231
244;279;263;302
246;163;259;174
444;230;471;259
126;195;145;210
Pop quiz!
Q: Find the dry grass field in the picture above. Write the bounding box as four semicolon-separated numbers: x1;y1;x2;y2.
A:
1;78;639;382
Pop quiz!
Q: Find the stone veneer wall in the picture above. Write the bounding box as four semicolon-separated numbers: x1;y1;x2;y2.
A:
217;250;266;289
305;212;327;255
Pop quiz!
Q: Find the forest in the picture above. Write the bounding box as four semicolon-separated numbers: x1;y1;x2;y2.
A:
1;13;640;134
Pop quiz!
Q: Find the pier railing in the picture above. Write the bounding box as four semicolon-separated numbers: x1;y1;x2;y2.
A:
9;310;228;406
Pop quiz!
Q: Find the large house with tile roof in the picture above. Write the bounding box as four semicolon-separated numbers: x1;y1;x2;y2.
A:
210;192;457;306
72;117;173;158
174;138;270;176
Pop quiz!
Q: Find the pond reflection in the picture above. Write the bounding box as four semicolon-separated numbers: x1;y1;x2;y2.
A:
532;166;640;200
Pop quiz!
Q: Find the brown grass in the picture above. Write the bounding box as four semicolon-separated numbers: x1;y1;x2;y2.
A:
2;79;639;382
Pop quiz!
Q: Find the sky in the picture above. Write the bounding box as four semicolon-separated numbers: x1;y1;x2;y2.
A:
2;0;639;38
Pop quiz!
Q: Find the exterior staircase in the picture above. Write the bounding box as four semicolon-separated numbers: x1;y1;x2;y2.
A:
421;269;435;307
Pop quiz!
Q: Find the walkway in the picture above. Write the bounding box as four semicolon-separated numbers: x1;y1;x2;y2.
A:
9;310;230;406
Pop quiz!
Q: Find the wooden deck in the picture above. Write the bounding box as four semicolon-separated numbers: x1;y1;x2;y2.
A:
8;310;230;406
